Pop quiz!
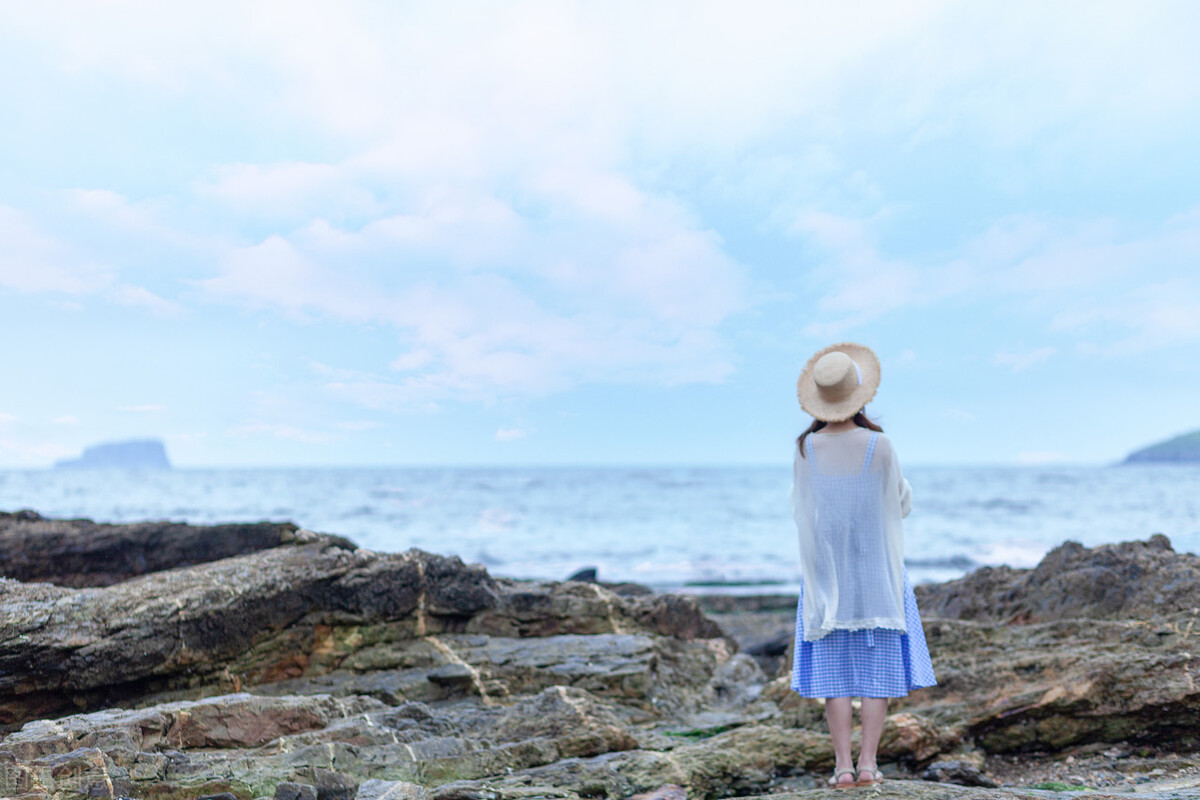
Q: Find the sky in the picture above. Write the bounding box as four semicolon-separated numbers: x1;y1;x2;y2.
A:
2;1;1199;468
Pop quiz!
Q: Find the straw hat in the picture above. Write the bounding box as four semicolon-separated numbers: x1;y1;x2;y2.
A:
796;342;881;422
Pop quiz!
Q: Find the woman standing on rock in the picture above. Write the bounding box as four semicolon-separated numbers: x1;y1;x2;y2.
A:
790;343;936;789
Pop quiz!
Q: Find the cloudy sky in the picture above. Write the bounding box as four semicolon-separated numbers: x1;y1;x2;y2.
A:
2;1;1198;467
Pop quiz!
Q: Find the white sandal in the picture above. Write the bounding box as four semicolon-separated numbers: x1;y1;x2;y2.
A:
829;768;857;789
855;767;883;787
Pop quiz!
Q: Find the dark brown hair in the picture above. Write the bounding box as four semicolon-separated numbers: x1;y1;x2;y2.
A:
796;411;883;457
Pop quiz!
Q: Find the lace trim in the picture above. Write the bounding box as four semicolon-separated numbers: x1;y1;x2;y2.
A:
805;617;906;641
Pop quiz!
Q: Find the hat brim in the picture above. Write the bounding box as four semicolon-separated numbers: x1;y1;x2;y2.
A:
796;342;881;421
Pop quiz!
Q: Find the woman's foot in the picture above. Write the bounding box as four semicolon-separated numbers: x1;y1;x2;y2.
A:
829;768;857;789
855;766;883;787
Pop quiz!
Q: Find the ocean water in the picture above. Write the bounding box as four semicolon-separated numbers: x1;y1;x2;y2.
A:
1;464;1198;592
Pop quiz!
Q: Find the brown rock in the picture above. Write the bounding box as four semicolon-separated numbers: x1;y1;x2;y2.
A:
0;544;498;726
915;535;1200;623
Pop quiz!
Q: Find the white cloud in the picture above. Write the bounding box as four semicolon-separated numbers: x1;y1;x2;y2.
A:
0;205;112;294
52;414;79;425
0;412;16;424
196;161;380;222
231;423;334;444
1054;279;1200;354
790;211;927;336
993;347;1057;371
494;427;528;442
792;208;1200;352
199;157;747;405
112;286;183;316
0;205;184;316
0;437;74;465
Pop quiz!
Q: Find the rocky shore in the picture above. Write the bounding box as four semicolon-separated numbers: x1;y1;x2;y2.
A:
1;510;1198;800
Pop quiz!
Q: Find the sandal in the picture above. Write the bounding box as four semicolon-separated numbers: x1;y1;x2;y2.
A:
855;767;883;787
828;768;857;789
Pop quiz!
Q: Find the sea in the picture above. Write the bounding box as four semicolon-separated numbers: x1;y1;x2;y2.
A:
2;464;1198;593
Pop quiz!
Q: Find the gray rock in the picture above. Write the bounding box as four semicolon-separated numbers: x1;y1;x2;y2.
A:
0;512;300;587
356;779;430;800
922;759;998;787
915;534;1200;623
276;782;318;800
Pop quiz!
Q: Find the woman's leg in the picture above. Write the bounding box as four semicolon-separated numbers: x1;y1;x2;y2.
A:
857;697;888;774
825;698;855;786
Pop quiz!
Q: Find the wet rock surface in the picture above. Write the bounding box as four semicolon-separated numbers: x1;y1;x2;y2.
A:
0;523;1197;800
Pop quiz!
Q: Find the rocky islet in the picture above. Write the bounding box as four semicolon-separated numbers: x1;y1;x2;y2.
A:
0;513;1198;800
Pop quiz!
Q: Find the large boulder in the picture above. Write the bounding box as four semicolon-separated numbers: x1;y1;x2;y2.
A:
0;540;497;726
0;510;303;587
0;535;726;728
914;534;1200;623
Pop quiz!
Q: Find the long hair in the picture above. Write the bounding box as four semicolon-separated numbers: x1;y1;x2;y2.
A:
796;411;883;457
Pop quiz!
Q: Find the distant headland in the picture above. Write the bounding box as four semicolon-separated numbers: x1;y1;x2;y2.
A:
1123;429;1200;463
53;438;171;470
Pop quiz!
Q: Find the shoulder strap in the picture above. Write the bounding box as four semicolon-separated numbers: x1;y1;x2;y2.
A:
861;432;879;474
805;435;819;471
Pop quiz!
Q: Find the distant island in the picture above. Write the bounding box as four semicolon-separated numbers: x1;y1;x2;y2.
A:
54;439;171;470
1123;429;1200;463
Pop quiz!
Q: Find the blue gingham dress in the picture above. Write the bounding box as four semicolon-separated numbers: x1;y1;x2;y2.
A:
791;433;937;698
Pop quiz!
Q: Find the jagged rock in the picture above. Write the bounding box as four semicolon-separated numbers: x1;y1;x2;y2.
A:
4;523;1200;800
0;693;383;762
915;534;1200;623
0;688;642;800
0;543;499;726
276;783;318;800
356;779;429;800
470;580;723;641
627;785;687;800
401;724;832;800
921;759;998;787
566;567;598;582
907;615;1200;753
878;713;963;762
0;512;304;587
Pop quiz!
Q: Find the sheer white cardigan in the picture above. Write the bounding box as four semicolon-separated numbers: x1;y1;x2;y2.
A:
791;428;912;641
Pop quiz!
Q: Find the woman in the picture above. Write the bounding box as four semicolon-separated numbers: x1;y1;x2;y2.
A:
790;343;936;788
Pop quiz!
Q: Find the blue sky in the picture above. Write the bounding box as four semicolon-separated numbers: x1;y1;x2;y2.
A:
2;1;1199;467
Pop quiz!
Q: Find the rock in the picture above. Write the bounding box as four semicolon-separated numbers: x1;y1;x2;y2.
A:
0;513;303;587
690;594;798;614
0;687;646;799
921;759;998;788
0;694;384;762
0;543;500;726
910;614;1200;754
4;519;1200;800
914;535;1200;623
276;782;318;800
627;784;686;800
566;567;598;582
313;768;359;800
356;779;429;800
469;580;724;641
878;713;962;762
